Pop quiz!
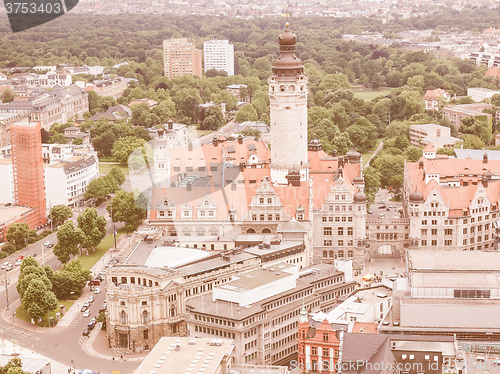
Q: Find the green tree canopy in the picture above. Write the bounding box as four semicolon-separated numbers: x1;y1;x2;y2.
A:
50;205;73;227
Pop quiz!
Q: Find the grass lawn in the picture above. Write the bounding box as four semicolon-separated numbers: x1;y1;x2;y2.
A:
77;227;127;271
99;163;129;176
362;138;383;167
15;300;74;327
351;88;392;101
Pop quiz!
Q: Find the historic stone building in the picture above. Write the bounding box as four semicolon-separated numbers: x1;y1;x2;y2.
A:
404;148;500;251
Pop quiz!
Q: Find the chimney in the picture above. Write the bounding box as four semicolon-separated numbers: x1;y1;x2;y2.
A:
338;156;344;168
482;175;488;187
213;137;218;147
239;162;245;172
158;129;164;137
483;152;488;164
331;149;338;157
167;119;174;130
238;135;243;144
419;160;424;169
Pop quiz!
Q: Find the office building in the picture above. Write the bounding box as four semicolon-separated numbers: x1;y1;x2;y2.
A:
163;38;202;78
203;39;235;76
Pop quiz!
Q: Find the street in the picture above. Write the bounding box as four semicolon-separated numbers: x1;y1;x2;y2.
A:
0;196;138;373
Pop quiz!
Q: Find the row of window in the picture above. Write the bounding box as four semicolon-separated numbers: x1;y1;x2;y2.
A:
193;314;236;327
322;249;355;258
322;216;353;222
323;240;355;247
193;325;236;339
323;227;354;236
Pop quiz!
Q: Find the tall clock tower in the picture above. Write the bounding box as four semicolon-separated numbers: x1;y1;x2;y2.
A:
268;23;309;185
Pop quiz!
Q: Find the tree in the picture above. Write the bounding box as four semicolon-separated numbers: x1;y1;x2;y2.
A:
54;221;84;264
52;260;91;299
200;105;224;130
6;223;29;247
459;116;491;143
0;88;15;103
372;153;405;188
17;266;51;299
205;68;228;77
77;208;106;253
363;166;381;196
21;279;58;320
84;178;108;202
235;103;258;123
108;166;125;186
50;205;73;227
112;136;147;164
107;190;147;232
347;117;377;152
0;358;28;374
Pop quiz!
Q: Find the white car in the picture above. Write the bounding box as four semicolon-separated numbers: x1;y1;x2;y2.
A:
1;262;10;270
88;296;94;303
83;310;91;317
94;288;101;294
14;259;22;266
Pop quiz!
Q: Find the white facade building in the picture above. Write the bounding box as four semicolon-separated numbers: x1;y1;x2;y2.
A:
467;87;500;102
203;40;235;76
45;154;99;207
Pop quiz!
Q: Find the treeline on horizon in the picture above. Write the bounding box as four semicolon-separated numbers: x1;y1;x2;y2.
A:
0;6;500;69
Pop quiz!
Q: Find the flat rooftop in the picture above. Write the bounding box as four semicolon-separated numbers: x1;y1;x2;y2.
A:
410;123;447;130
411;272;500;289
217;263;296;293
134;337;234;374
125;242;210;268
408;249;500;272
0;205;33;225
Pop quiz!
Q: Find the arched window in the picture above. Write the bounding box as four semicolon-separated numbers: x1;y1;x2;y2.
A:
329;250;334;258
247;228;256;233
169;306;176;317
323;250;327;258
347;250;353;258
338;250;344;258
142;311;149;325
120;311;127;324
280;85;285;92
262;228;271;233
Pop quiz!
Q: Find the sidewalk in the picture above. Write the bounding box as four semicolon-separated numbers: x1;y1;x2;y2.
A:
82;323;147;363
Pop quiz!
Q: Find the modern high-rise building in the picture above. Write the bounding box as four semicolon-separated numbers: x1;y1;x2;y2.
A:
163;38;202;78
10;121;46;228
203;40;235;76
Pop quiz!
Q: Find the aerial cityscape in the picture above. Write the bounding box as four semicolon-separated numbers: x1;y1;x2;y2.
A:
0;1;500;373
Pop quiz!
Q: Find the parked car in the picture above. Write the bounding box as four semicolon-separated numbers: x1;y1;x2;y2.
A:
5;264;13;271
82;329;89;336
83;310;91;317
88;296;94;303
1;262;10;270
378;205;387;209
99;304;107;313
81;305;88;312
87;322;95;331
44;241;53;248
14;259;22;266
94;288;101;294
389;204;396;208
83;301;90;308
